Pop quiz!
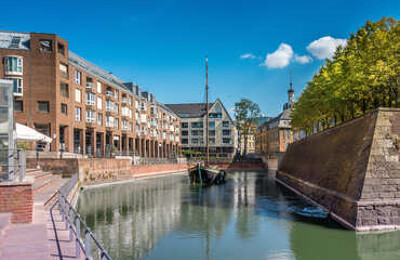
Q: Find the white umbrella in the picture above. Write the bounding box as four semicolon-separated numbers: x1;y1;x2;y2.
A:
16;123;52;143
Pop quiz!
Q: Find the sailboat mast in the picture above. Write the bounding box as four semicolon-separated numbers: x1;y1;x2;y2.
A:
205;57;209;166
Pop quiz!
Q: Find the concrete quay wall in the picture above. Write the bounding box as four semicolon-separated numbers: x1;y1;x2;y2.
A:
277;108;400;231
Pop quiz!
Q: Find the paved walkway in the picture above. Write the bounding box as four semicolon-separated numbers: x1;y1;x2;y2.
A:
0;170;83;260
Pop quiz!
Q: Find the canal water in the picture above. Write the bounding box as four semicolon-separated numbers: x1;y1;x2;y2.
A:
77;171;400;260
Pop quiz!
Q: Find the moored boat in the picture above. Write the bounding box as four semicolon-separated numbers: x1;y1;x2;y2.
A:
189;163;226;185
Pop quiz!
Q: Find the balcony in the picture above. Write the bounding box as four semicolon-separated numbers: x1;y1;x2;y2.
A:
86;82;95;89
121;97;128;105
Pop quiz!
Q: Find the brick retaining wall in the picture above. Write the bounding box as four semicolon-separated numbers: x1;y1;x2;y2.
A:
0;182;33;223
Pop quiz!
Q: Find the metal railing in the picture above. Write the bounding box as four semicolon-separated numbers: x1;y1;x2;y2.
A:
52;173;112;260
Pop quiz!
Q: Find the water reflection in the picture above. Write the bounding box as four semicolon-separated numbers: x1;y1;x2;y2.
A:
77;172;400;260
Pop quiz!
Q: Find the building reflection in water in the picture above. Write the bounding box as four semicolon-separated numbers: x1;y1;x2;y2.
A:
77;172;400;260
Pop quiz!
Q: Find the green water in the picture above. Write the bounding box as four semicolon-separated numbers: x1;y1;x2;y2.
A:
77;171;400;260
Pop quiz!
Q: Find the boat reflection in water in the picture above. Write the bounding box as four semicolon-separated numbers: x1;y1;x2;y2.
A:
77;172;400;260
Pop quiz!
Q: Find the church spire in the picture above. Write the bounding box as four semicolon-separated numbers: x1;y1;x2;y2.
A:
283;69;295;110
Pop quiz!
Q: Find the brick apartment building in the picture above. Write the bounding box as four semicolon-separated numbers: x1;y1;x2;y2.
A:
0;31;181;158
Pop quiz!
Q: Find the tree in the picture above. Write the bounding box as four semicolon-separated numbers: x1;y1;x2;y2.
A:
234;99;261;155
291;17;400;133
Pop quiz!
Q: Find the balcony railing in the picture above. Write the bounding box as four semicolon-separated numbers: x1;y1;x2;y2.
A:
86;82;94;89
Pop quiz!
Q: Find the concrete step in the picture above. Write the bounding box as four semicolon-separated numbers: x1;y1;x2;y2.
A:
26;168;41;175
34;177;69;207
33;175;62;192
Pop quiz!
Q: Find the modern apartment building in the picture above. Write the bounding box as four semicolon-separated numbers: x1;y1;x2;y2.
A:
166;99;237;158
0;31;181;158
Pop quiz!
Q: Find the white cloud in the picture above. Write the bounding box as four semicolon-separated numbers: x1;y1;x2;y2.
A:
306;36;347;60
294;54;312;64
240;53;256;59
263;43;293;69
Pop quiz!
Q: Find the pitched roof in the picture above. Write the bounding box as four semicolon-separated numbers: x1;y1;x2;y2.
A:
165;103;214;118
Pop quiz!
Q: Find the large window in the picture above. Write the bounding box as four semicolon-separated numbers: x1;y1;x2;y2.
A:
222;129;231;136
61;103;67;115
75;70;81;85
209;121;215;128
191;122;203;128
181;122;188;128
7;78;23;96
60;82;68;98
5;56;23;75
59;63;68;78
14;100;23;113
106;115;114;127
96;82;102;93
97;97;102;110
97;113;103;126
75;107;81;121
223;138;231;144
75;89;81;103
86;92;95;106
57;43;65;55
37;101;50;113
86;109;95;123
222;121;230;127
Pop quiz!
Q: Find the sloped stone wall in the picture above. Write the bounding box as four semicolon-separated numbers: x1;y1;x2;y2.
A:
277;108;400;231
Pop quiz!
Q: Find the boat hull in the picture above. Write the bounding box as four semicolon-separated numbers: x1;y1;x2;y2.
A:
188;165;226;185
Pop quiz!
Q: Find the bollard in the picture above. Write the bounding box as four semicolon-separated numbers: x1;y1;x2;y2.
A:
84;229;91;259
76;216;81;258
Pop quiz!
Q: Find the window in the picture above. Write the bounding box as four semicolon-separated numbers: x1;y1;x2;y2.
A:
60;82;68;98
37;101;50;113
210;113;222;118
182;130;188;136
182;138;188;144
75;71;81;85
86;77;94;88
59;63;68;78
223;129;231;136
97;97;102;110
97;113;103;126
39;40;52;52
7;78;23;96
5;56;23;75
14;100;23;112
222;121;230;127
209;138;216;145
106;100;114;112
106;115;114;127
223;138;231;144
209;121;215;128
57;43;65;55
114;118;119;129
209;130;215;136
181;122;188;128
61;103;67;115
75;89;81;103
86;109;95;123
86;92;95;106
96;82;102;93
75;107;81;121
191;122;203;128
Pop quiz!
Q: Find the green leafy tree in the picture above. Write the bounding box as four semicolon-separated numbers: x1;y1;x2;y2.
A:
234;99;261;155
292;17;400;133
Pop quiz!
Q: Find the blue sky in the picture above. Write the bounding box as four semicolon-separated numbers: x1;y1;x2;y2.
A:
2;0;399;116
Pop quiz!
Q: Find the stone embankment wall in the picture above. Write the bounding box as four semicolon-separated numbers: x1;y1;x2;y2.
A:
0;182;33;223
277;108;400;231
27;157;189;185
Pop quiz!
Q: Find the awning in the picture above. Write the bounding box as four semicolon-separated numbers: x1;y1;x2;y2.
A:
16;123;52;143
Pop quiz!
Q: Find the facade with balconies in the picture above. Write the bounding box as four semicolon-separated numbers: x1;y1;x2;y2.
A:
0;31;181;158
